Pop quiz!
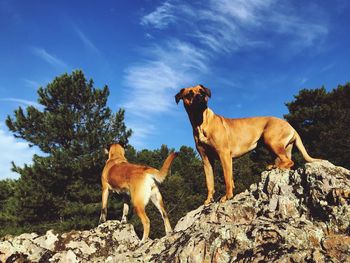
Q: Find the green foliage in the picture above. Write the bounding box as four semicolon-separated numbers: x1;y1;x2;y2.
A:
284;83;350;168
0;179;21;236
3;70;132;235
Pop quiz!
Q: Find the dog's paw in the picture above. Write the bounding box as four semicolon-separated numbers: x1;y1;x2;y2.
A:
165;229;173;236
121;217;127;224
219;195;227;203
139;237;151;245
98;217;106;225
204;197;214;205
219;194;233;203
266;164;275;170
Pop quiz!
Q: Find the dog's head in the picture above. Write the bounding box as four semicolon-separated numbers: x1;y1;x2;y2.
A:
105;143;126;161
175;84;211;109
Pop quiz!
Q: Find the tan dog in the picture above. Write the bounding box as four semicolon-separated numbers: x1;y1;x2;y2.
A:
99;144;177;242
175;85;320;205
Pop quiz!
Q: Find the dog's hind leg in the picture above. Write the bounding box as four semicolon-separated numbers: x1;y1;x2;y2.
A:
150;185;172;235
132;180;152;242
269;143;294;169
99;186;109;224
270;144;292;169
121;194;130;223
121;203;129;223
134;204;150;243
285;143;293;160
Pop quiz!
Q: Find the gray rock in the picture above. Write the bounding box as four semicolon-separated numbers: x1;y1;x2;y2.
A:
1;161;349;262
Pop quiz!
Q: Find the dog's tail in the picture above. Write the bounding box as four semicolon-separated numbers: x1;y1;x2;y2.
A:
153;152;178;183
294;132;321;163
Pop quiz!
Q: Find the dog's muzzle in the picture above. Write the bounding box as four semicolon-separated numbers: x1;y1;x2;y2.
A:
192;94;206;105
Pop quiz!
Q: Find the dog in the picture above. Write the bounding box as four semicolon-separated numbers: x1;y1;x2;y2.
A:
99;143;177;242
175;84;320;205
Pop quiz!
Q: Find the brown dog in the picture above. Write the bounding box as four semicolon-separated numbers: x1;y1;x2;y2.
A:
175;85;320;205
99;144;177;242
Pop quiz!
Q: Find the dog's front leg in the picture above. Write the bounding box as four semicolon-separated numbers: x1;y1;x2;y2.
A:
198;147;215;205
99;187;109;224
218;152;234;203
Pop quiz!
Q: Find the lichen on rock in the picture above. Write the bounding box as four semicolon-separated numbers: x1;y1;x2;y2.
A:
1;161;349;262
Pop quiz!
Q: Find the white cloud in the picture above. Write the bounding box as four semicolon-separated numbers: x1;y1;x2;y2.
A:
24;79;40;89
212;0;274;25
124;0;329;147
300;77;308;85
0;98;44;109
140;0;328;53
74;26;101;55
126;121;156;148
124;61;183;117
141;1;177;29
123;40;209;145
32;47;68;68
124;40;209;115
0;123;37;180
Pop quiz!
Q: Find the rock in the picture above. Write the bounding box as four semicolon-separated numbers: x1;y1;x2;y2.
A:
322;234;350;262
1;161;349;262
0;220;139;262
33;229;58;251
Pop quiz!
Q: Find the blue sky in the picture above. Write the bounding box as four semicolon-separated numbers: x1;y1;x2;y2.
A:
1;0;350;179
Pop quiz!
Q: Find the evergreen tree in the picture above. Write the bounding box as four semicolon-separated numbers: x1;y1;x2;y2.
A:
0;179;19;236
5;70;132;233
284;83;350;168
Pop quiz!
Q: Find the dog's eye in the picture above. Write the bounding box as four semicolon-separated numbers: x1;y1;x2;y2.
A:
185;91;194;99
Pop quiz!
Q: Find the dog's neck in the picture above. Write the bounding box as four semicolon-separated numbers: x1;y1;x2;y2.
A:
185;105;213;130
107;155;127;164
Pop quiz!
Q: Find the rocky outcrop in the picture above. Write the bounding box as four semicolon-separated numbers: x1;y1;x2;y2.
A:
1;161;350;262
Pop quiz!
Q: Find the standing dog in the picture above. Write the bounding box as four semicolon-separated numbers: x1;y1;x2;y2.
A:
99;143;177;242
175;85;320;205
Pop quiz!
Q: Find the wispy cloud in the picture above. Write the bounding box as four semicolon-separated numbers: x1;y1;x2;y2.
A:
141;0;328;53
300;77;308;85
32;47;68;68
124;0;329;147
124;40;209;117
74;26;101;55
321;63;335;72
0;123;37;180
140;1;177;29
126;122;156;147
0;98;43;109
123;39;209;146
23;79;41;90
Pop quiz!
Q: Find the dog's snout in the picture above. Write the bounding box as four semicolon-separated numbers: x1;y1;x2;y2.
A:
193;93;205;103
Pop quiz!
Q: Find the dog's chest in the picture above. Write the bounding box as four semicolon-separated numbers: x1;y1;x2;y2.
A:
196;126;209;144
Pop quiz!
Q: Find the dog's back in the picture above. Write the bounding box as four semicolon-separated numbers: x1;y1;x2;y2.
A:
106;162;158;193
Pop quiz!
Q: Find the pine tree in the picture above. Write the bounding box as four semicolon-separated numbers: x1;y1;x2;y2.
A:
284;83;350;168
5;70;132;233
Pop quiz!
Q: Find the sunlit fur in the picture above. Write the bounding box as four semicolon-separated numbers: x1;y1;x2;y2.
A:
99;144;177;242
175;85;321;205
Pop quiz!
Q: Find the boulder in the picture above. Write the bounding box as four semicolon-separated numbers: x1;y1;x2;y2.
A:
1;161;349;262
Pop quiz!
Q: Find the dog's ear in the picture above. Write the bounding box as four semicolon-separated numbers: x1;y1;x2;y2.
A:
104;148;109;155
175;88;185;104
199;84;211;98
